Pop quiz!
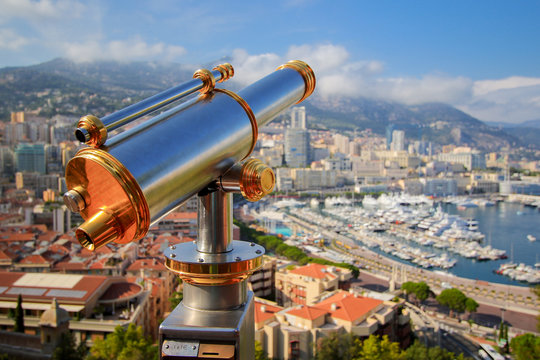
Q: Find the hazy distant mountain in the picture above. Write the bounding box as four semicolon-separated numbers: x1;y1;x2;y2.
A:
0;58;193;119
0;58;538;150
485;119;540;129
305;98;524;151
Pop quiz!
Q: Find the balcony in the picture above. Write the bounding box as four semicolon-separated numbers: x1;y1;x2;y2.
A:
251;273;263;282
352;317;379;337
374;306;394;325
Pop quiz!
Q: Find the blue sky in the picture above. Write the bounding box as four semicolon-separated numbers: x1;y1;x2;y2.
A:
1;0;539;123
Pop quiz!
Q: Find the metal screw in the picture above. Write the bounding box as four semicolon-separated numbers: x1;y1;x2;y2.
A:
165;344;169;349
63;189;86;212
192;346;197;350
235;257;242;261
170;245;176;250
250;242;255;247
171;254;176;258
198;258;204;263
256;250;262;254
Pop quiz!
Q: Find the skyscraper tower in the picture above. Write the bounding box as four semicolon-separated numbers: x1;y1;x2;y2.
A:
285;129;310;167
290;106;306;129
15;143;46;174
391;130;405;151
385;124;395;150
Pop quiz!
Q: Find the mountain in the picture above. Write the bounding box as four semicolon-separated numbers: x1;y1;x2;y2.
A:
305;98;522;151
0;58;538;150
0;58;194;119
484;119;540;129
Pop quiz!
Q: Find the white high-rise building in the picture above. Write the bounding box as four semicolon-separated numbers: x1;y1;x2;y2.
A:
285;128;310;168
390;130;405;151
290;106;306;129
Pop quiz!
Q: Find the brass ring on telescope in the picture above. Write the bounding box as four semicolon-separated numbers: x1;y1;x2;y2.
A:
277;60;316;104
66;148;150;249
213;63;234;82
77;115;108;148
164;241;264;286
193;69;216;94
213;88;258;160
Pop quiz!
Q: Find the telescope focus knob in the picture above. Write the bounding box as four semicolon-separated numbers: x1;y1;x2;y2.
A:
220;158;275;201
63;188;87;212
240;158;275;201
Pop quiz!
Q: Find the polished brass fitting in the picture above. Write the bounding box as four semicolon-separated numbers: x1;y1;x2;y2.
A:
213;63;234;82
220;158;275;202
64;148;150;251
276;60;316;104
193;69;216;94
76;115;107;147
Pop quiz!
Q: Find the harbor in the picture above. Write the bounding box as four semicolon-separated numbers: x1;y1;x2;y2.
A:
252;194;540;287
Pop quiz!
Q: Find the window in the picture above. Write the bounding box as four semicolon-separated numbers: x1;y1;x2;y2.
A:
290;340;300;359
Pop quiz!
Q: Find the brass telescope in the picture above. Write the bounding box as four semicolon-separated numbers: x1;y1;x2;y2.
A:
63;60;315;359
64;60;315;251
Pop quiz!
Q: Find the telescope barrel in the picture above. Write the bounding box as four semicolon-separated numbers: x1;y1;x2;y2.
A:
75;63;234;147
64;60;315;251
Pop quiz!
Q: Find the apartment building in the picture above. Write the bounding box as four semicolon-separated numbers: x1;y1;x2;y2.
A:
0;272;150;345
275;263;353;307
255;290;411;360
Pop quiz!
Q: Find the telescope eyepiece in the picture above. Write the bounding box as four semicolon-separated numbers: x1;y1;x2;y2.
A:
75;127;90;143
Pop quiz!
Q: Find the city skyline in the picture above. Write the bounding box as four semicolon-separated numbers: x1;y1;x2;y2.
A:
0;0;539;124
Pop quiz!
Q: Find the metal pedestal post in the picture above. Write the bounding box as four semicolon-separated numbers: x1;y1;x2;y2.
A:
160;190;264;359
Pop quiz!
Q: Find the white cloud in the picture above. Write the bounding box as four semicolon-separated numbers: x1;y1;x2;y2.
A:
63;38;187;63
231;44;472;105
286;43;350;73
375;75;473;105
458;82;540;123
230;48;282;84
230;44;540;123
0;0;85;22
0;28;31;49
473;76;540;96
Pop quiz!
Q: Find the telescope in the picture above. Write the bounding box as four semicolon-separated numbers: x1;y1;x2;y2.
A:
63;60;315;359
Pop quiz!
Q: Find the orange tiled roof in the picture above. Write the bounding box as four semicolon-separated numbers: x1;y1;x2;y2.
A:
19;254;49;265
289;263;336;280
89;258;108;269
53;261;89;271
0;250;12;260
286;305;327;321
99;282;143;301
37;231;59;242
313;291;383;322
254;300;283;324
0;233;35;242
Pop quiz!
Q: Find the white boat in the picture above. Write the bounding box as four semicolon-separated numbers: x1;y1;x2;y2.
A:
527;234;536;242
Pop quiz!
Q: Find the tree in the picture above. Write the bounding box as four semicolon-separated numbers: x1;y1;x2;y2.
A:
357;335;403;360
52;332;87;360
464;297;479;319
510;333;540;360
254;340;269;360
401;281;430;305
436;288;467;317
316;332;359;360
414;282;430;303
13;294;24;333
401;281;417;302
87;323;158;360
